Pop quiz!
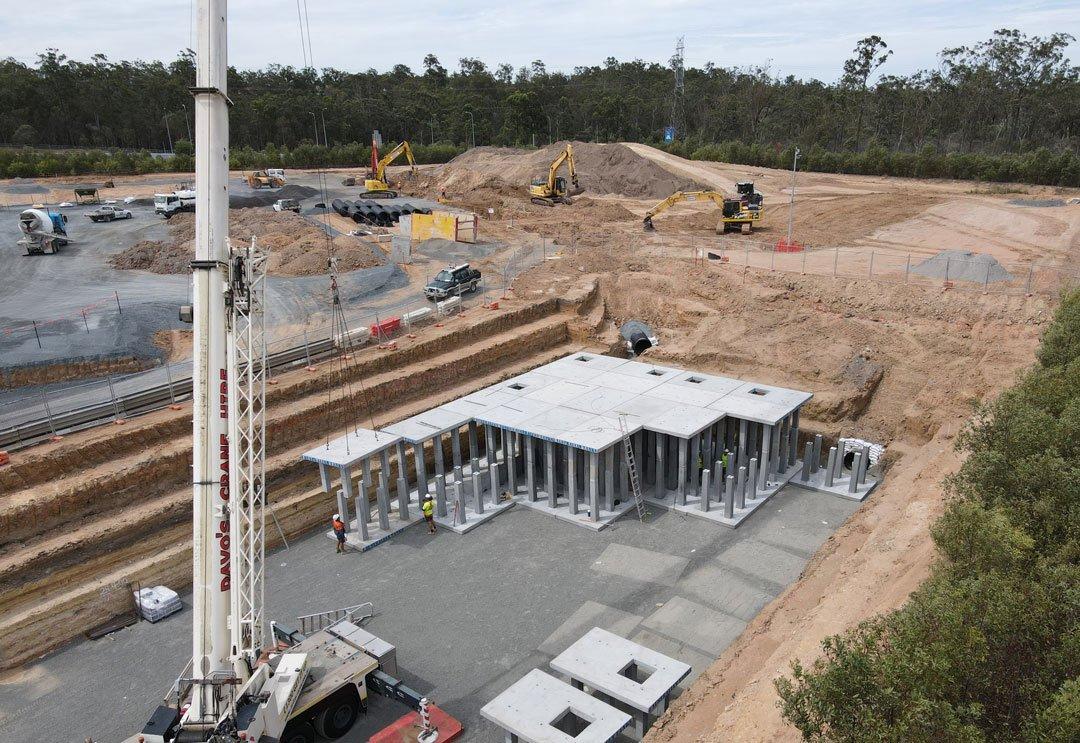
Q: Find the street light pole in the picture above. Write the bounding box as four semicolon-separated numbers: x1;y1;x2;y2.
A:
163;113;174;152
787;147;800;245
321;111;329;148
465;110;475;148
181;103;192;141
308;111;319;146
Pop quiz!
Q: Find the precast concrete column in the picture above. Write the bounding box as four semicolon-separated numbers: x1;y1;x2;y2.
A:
414;441;430;500
501;430;511;482
759;426;772;490
835;440;846;479
604;447;615;512
545;440;556;508
395;440;409;505
453;465;464;510
468;421;480;474
567;447;578;515
319;464;333;494
589;451;601;522
689;434;700;496
677;437;689;505
724;474;735;518
353;478;369;541
451;426;463;472
703;427;713;474
725;474;735;514
713;459;723;502
377;449;392;531
652;431;660;496
825;446;837;487
472;472;484;514
432;436;446;517
335;487;349;532
770;422;782;476
361;456;373;513
800;442;812;482
859;445;870;484
736;465;747;509
453;480;465;526
614;445;624;504
668;435;680;490
699;469;711;511
789;409;800;467
525;436;536;501
486;425;500;504
811;434;822;473
849;452;863;494
747;457;758;502
507;433;518;497
779;417;790;475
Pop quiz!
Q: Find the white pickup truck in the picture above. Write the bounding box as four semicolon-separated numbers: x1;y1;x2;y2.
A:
85;205;133;222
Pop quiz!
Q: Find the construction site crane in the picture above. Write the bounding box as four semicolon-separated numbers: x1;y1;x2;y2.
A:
362;139;416;198
126;3;439;741
642;184;764;234
528;143;584;206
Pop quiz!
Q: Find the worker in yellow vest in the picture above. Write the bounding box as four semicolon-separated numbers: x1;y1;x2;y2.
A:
422;494;436;534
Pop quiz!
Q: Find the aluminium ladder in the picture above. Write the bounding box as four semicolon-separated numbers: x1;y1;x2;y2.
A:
619;415;647;521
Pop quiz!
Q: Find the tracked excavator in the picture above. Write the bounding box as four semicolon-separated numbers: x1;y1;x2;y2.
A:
361;139;417;198
528;143;584;206
643;182;763;234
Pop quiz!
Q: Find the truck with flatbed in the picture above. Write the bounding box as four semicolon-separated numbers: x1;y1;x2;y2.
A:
154;190;196;219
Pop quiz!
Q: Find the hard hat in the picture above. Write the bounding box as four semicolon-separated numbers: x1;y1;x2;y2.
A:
333;513;340;520
424;494;433;499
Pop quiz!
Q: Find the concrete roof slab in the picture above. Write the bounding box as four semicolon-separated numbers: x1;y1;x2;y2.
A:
644;404;723;438
489;371;560;397
667;370;745;396
554;351;631;371
474;397;556;430
610;360;684;381
381;406;471;441
301;428;401;468
644;382;728;408
707;396;789;426
731;381;813;409
550;627;691;713
480;668;631;743
563;386;639;416
588;370;669;395
539;360;610;382
525;379;598;406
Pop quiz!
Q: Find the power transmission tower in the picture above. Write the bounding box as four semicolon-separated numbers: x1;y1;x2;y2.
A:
668;37;686;142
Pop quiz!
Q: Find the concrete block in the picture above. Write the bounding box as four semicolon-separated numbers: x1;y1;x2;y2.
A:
641;596;746;656
436;295;461;315
402;307;433;326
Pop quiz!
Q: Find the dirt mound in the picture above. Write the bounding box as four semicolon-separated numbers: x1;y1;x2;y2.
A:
230;184;318;208
109;209;381;276
432;142;704;199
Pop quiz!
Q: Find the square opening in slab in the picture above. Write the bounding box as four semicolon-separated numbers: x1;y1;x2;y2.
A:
619;659;657;685
552;708;591;736
575;355;592;362
647;369;666;377
748;387;768;396
686;376;705;384
508;383;526;390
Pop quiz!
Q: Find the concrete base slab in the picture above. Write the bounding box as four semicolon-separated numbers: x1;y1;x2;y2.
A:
591;543;689;586
515;490;639;531
539;600;644;656
629;629;716;685
328;506;426;552
791;467;879;501
716;539;807;587
640;596;746;656
644;462;802;528
675;564;776;621
434;498;515;534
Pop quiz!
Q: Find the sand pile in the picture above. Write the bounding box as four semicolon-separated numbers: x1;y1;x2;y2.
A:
911;250;1013;283
432;142;704;199
110;209;381;276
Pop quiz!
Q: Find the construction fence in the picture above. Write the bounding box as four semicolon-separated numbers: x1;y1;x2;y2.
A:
679;235;1080;298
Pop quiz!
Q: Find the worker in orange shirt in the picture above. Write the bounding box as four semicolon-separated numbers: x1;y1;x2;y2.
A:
332;513;347;553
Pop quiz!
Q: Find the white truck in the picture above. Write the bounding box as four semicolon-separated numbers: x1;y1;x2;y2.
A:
86;205;133;222
154;189;197;219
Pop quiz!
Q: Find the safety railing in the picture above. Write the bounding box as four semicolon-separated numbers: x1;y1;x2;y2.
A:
297;602;375;635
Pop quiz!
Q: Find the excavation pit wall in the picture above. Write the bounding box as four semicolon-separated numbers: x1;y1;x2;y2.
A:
0;298;562;547
0;319;579;670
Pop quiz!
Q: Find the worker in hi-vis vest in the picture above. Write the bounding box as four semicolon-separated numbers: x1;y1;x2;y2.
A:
422;494;437;534
332;513;347;553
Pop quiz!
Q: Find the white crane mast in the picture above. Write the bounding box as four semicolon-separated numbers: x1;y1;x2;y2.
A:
187;0;234;725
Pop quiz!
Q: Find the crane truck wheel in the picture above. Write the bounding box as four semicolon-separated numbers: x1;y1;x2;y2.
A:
313;686;361;739
280;719;317;743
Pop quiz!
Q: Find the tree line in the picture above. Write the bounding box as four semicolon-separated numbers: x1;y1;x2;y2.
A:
776;290;1080;741
0;29;1077;185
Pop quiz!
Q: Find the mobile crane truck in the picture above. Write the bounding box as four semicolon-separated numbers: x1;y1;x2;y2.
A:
125;3;455;742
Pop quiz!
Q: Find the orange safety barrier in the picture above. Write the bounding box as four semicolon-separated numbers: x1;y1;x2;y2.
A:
775;238;804;253
369;317;401;339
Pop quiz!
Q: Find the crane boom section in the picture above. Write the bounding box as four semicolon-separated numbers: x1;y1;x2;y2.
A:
643;190;727;221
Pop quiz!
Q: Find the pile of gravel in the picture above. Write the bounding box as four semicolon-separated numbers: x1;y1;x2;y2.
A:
229;184;319;208
911;250;1013;283
1008;198;1065;207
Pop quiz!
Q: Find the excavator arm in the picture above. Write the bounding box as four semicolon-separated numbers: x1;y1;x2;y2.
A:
642;191;727;229
373;141;417;182
529;143;584;205
545;144;580;192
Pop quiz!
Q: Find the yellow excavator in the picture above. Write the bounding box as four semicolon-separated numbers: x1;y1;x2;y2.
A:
642;183;763;234
361;140;417;198
528;143;584;206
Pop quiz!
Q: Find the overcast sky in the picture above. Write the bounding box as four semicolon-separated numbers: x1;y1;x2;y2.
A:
2;0;1077;82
